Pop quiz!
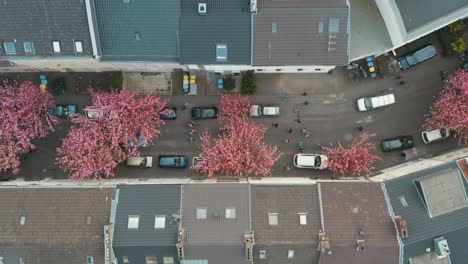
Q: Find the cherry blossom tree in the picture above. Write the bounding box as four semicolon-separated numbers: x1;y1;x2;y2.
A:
218;93;251;122
0;81;58;174
424;70;468;144
195;118;281;177
56;89;167;180
322;132;382;177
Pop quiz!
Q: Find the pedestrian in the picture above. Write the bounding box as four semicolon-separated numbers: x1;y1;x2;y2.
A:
302;92;308;96
294;119;302;124
305;132;310;137
282;95;289;102
400;152;407;159
293;107;299;113
301;128;307;134
399;80;406;85
190;120;195;126
285;139;290;144
304;100;310;106
287;128;293;133
189;129;196;135
272;123;278;128
357;126;363;132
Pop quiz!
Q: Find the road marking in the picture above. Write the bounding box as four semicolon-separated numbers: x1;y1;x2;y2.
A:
356;115;373;124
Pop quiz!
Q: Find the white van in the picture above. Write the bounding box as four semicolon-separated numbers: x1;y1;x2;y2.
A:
356;93;395;111
421;128;450;144
127;156;153;168
250;105;280;117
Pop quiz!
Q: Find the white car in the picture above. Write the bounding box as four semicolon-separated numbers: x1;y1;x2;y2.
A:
356;93;395;111
421;128;450;144
250;105;280;117
293;154;328;170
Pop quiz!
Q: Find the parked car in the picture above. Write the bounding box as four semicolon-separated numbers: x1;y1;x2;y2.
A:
50;104;77;117
421;128;450;144
356;93;395;112
158;155;189;168
119;133;147;149
293;154;328;170
191;107;218;120
382;136;414;152
397;45;437;70
127;156;153;168
159;106;177;120
250;105;280;117
85;109;104;120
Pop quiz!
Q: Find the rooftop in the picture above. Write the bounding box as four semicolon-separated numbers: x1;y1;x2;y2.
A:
0;0;92;57
0;187;114;264
179;0;252;65
252;0;349;66
383;161;468;264
112;185;181;247
93;0;180;62
319;182;398;264
395;0;468;32
251;185;321;264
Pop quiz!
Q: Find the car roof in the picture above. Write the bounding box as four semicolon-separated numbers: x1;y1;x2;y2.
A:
371;94;395;107
296;154;318;166
423;129;442;141
413;45;437;61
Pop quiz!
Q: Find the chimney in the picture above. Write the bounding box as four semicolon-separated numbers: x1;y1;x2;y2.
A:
177;229;185;259
357;240;366;251
319;231;331;254
250;0;257;13
395;217;409;238
245;231;255;261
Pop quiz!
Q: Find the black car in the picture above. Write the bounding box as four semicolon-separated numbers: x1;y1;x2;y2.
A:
191;106;219;120
159;106;177;120
382;136;414;152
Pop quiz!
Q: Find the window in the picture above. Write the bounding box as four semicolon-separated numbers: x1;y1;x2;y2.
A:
19;257;24;264
123;256;129;264
75;41;83;53
216;44;227;61
328;18;340;33
318;21;324;33
399;196;409;207
299;213;307;225
288;250;294;258
3;42;16;54
127;215;139;229
196;208;207;219
256;69;263;72
272;23;278;33
297;69;303;72
20;216;26;226
259;250;267;259
52;41;61;53
225;207;236;219
268;213;278;226
23;42;34;54
163;257;175;264
87;256;94;264
87;216;92;225
275;69;282;72
146;256;157;264
155;215;166;229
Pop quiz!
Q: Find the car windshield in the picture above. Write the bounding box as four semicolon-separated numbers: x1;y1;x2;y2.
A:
201;109;214;117
386;139;402;149
364;98;373;109
315;156;321;167
405;55;417;66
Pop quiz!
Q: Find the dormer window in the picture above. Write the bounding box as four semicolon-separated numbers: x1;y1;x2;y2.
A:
128;215;139;229
155;215;166;229
299;213;307;225
225;208;236;219
268;213;278;226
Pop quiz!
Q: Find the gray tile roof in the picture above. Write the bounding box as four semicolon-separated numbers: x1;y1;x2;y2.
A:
253;0;349;66
185;245;249;264
319;182;399;264
113;185;181;247
382;161;468;263
181;184;250;264
0;187;115;264
251;185;321;264
93;0;180;62
0;0;93;56
179;0;252;65
395;0;468;32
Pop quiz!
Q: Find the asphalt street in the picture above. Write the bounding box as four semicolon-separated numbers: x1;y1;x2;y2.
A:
5;55;464;180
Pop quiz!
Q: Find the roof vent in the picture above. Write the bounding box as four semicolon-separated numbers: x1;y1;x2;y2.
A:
198;3;207;15
250;0;257;13
434;237;450;258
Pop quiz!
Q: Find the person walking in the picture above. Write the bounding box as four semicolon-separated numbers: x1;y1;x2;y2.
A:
302;92;308;96
287;128;293;133
285;139;290;144
304;100;310;106
272;123;278;128
357;126;363;132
